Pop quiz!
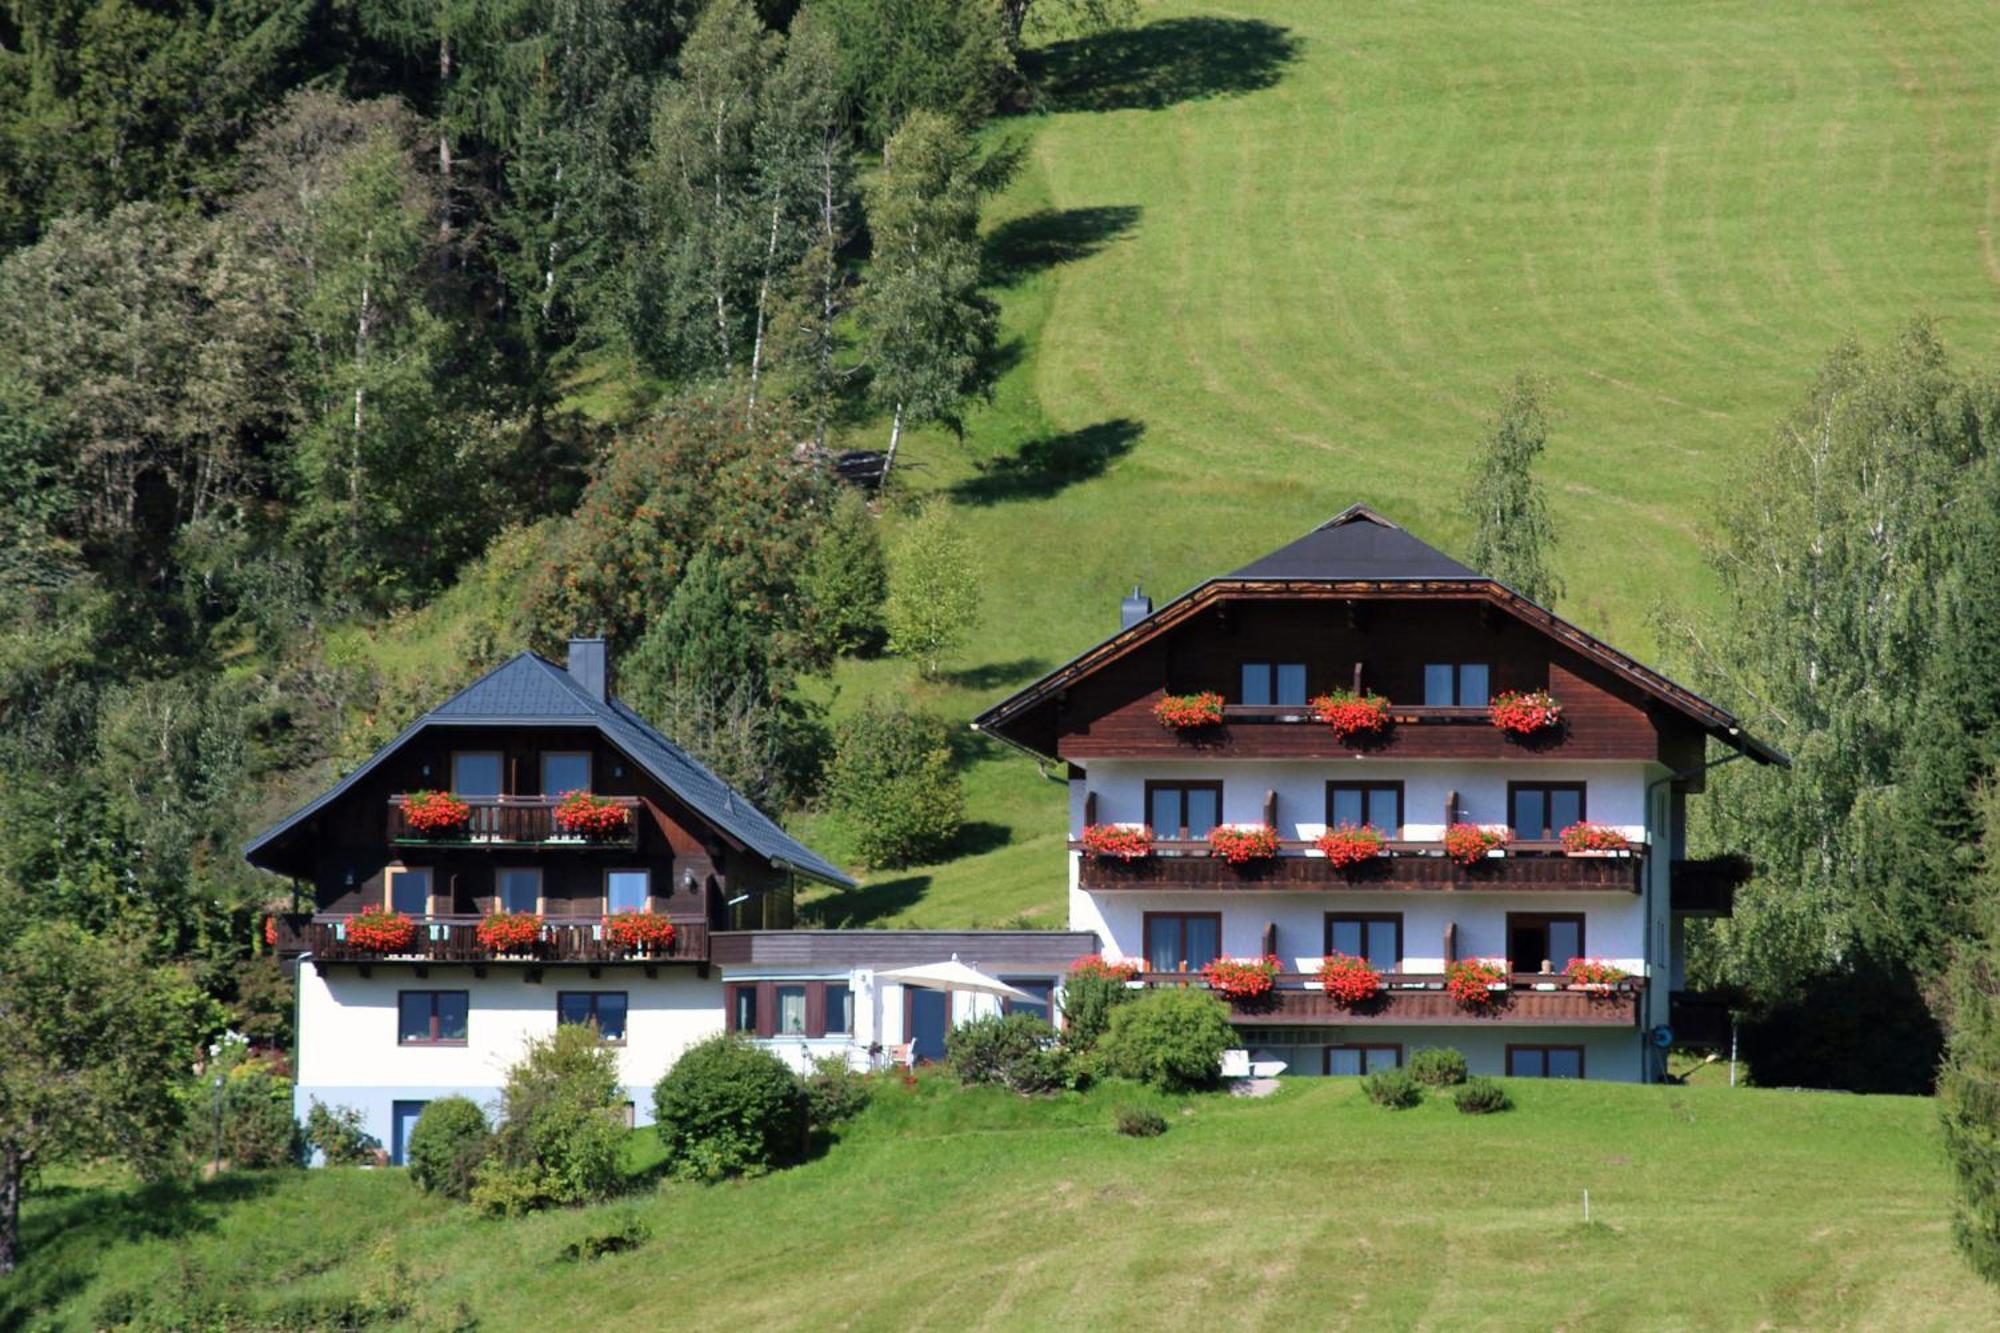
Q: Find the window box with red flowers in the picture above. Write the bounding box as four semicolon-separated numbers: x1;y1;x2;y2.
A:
1563;957;1630;993
1445;958;1509;1008
476;911;543;954
1079;824;1153;861
552;790;631;840
1318;953;1383;1007
1310;690;1392;740
345;908;417;953
604;911;676;955
1443;823;1509;866
1201;955;1282;1002
1487;689;1563;737
1152;690;1225;731
1316;824;1388;869
1070;954;1142;984
1559;822;1632;856
1207;824;1279;864
402;790;472;839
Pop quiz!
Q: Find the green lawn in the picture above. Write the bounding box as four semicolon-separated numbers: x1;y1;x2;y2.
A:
10;1077;1994;1330
801;0;2000;925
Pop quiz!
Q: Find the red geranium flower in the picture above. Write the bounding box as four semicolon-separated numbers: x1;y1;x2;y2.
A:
1316;824;1387;868
346;908;417;953
553;790;631;838
402;790;471;836
476;911;543;953
604;911;676;954
1152;691;1226;731
1070;954;1141;982
1310;690;1392;738
1444;823;1509;866
1445;958;1508;1007
1559;822;1630;853
1318;953;1382;1006
1201;955;1282;1001
1080;824;1153;861
1207;825;1279;864
1563;957;1630;989
1488;690;1562;736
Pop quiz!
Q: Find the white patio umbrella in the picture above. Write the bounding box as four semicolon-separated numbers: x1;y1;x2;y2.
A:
874;954;1037;1006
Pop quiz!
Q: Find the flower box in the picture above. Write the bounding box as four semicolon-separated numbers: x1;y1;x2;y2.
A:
1152;691;1225;731
553;791;631;839
1445;958;1508;1008
604;911;676;953
1310;690;1392;739
1488;690;1563;737
1318;953;1383;1007
401;790;471;838
1316;824;1387;868
1080;824;1153;861
1201;955;1281;1002
345;908;417;953
1070;954;1141;983
1443;823;1509;866
1207;824;1279;864
1560;822;1631;855
476;911;543;954
1562;957;1630;992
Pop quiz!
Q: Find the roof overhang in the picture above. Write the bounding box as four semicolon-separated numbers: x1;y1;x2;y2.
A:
972;576;1788;769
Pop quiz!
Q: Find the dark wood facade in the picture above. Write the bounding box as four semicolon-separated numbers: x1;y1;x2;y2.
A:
286;915;710;968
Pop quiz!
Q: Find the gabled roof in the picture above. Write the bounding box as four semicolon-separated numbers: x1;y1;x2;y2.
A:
1227;504;1480;582
973;506;1787;768
245;653;855;887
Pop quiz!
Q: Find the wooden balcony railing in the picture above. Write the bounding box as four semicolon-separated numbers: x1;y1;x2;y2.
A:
386;795;642;850
1076;841;1643;892
1138;971;1645;1027
1670;855;1752;917
296;913;708;965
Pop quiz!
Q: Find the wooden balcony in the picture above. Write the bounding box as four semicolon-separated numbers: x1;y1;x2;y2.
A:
1670;855;1751;916
386;795;641;850
294;913;708;967
1077;842;1643;893
1139;972;1645;1027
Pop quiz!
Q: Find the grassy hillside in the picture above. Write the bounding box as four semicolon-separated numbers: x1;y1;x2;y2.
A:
10;1077;1994;1330
792;0;2000;925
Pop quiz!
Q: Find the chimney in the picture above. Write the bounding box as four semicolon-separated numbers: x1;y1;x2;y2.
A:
1120;584;1152;630
568;637;608;701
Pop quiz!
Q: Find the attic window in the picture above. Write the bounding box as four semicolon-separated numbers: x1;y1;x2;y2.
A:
1422;664;1490;707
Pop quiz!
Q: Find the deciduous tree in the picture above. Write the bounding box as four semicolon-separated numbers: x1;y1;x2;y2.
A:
1461;370;1563;607
884;498;980;679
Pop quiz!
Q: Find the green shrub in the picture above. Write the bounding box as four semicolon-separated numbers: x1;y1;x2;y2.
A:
303;1100;380;1165
470;1024;627;1215
1100;988;1233;1092
1408;1047;1469;1088
803;1053;872;1130
827;702;964;868
557;1213;652;1263
1114;1105;1167;1138
189;1066;303;1170
947;1013;1070;1094
1059;968;1135;1052
1453;1077;1513;1115
652;1035;806;1181
406;1096;491;1200
1361;1066;1424;1109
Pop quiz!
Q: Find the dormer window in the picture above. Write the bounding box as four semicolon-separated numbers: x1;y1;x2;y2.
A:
1423;663;1490;707
1241;662;1306;706
541;750;591;795
451;751;503;796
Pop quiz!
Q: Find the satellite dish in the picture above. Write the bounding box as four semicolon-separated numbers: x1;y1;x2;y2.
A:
1649;1025;1675;1049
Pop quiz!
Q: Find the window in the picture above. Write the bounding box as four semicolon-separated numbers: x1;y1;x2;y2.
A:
825;984;853;1035
398;990;468;1045
1507;912;1584;974
729;984;758;1034
1423;663;1491;707
1240;662;1307;707
1325;782;1403;835
497;867;541;913
1144;912;1222;972
1324;1045;1401;1075
558;991;628;1043
1507;1045;1584;1079
1146;781;1222;839
1509;782;1586;839
605;869;649;914
1325;914;1402;972
452;751;503;796
541;750;591;796
1002;978;1054;1023
386;866;431;916
776;985;809;1036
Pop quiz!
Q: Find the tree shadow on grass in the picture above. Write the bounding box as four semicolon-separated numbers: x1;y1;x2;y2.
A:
952;821;1012;859
1031;17;1304;114
942;657;1050;692
983;205;1142;287
952;418;1143;506
4;1173;282;1328
800;874;932;928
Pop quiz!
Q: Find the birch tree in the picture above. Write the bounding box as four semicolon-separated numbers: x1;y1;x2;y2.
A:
1460;370;1564;607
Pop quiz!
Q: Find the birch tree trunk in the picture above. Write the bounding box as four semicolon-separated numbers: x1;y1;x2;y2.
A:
746;198;783;412
883;401;904;489
0;1143;21;1277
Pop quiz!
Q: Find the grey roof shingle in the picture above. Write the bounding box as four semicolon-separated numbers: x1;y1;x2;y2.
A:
1226;504;1480;582
245;653;854;887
